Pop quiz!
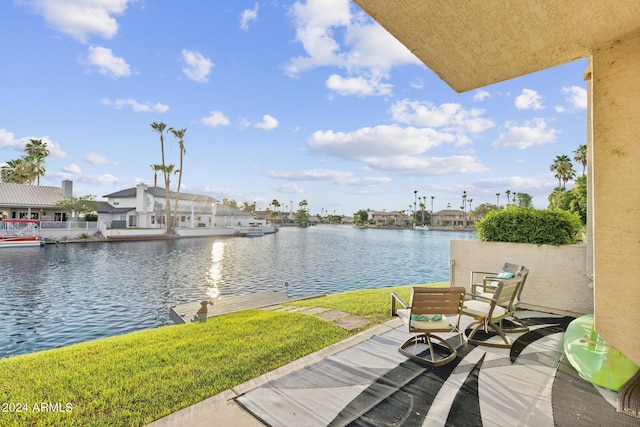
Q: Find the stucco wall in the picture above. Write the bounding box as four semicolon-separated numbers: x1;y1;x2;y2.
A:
450;240;593;314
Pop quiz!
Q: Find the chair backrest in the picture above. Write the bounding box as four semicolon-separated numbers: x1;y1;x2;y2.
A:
410;287;466;327
502;263;525;276
489;276;524;318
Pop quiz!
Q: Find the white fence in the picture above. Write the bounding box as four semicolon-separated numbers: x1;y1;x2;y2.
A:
39;220;99;230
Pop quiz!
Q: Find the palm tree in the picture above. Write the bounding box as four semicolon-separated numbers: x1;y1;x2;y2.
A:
151;122;172;233
298;199;308;212
505;189;511;205
573;144;587;175
550;154;575;189
169;128;187;230
496;193;501;207
1;158;32;184
24;139;49;185
271;199;281;224
150;164;163;187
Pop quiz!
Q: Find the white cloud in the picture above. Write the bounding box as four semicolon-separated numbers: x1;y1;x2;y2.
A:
200;111;230;127
0;129;67;158
473;90;491;102
475;176;550;190
0;129;24;150
23;0;132;43
365;154;488;175
181;49;214;83
285;0;420;96
325;74;392;96
266;169;391;186
389;99;494;134
63;163;82;174
101;98;169;113
515;88;544;110
240;3;259;31
253;114;279;130
84;153;111;165
84;46;130;78
308;124;488;175
492;118;558;149
273;183;305;194
562;86;587;109
48;170;122;186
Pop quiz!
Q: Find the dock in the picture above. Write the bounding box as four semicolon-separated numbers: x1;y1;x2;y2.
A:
169;290;326;324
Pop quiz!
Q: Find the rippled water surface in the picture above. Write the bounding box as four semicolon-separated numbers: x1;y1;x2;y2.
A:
0;225;475;358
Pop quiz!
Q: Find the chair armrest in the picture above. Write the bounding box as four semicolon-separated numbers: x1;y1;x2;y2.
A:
469;270;498;287
391;292;409;316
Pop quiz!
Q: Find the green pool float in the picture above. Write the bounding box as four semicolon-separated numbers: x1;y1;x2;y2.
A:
564;314;639;391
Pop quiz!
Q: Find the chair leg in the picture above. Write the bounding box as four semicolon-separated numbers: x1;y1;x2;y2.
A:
466;319;513;348
502;314;529;333
399;333;457;367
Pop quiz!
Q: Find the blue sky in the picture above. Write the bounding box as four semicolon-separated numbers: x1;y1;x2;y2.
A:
0;0;588;216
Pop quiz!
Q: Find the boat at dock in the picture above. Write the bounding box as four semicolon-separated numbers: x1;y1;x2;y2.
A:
0;219;44;248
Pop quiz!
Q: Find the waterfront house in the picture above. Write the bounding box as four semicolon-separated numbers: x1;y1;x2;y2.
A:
368;210;410;227
0;180;73;221
99;183;218;229
430;209;474;228
98;183;269;234
353;0;640;367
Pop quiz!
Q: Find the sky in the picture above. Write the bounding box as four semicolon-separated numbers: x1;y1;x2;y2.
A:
0;0;588;216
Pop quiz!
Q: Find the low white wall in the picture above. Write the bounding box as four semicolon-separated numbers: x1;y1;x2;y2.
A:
450;240;593;314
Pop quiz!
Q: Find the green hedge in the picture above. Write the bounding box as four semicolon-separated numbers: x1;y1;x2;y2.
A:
475;207;582;245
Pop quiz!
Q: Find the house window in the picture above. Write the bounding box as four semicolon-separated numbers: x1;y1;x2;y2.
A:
151;215;155;225
113;198;120;206
129;215;137;227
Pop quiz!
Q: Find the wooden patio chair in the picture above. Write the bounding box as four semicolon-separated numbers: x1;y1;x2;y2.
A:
471;268;530;332
391;287;466;366
462;275;524;348
469;262;525;299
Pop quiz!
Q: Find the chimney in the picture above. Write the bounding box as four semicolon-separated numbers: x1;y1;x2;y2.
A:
62;180;73;198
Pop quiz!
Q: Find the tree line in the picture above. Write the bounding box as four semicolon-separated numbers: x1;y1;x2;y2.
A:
548;144;587;224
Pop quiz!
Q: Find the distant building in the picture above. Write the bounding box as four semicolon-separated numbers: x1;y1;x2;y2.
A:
0;180;73;221
367;210;410;227
430;209;474;228
98;183;257;229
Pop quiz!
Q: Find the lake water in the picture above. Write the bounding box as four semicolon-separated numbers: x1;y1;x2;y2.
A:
0;225;475;358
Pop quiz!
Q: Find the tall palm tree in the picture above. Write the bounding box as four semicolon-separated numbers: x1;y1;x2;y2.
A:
151;122;172;233
573;144;587;175
169;128;187;230
158;164;175;228
505;189;511;205
24;139;49;185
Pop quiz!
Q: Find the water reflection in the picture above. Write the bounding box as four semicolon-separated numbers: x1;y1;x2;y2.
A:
206;241;225;299
0;226;475;358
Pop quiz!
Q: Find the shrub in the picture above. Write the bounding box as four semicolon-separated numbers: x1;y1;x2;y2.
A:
475;206;582;245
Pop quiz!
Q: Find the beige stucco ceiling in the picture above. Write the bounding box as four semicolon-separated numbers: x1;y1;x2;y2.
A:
353;0;640;92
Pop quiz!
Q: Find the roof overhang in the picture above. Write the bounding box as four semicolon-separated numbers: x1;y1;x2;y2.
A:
353;0;640;92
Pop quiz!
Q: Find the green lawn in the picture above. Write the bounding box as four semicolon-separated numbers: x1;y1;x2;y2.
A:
0;282;445;426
